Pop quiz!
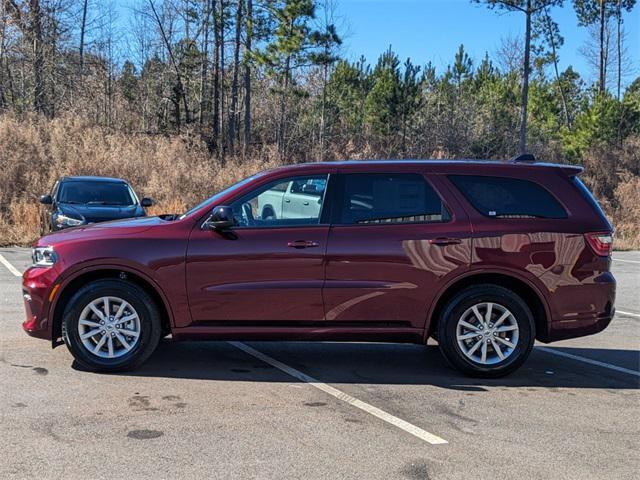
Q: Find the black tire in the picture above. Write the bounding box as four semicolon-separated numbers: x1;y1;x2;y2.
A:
62;279;162;372
262;206;276;220
437;284;535;378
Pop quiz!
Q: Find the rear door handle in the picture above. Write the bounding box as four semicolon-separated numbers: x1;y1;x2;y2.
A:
288;240;319;249
429;237;462;246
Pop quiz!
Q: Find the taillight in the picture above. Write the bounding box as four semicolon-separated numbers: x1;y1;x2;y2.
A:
584;232;613;257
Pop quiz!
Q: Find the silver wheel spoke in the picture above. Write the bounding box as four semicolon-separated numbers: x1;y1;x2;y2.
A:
467;338;483;356
491;339;505;360
480;341;488;363
89;304;105;321
459;320;480;332
495;337;516;349
92;334;107;354
103;297;110;317
79;319;101;328
485;302;493;324
81;329;101;340
471;305;485;326
119;313;138;323
493;311;511;329
115;332;132;351
116;328;139;338
457;332;480;341
114;301;127;320
107;336;114;357
496;325;518;333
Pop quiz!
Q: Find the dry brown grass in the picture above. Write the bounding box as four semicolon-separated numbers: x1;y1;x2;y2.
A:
611;176;640;250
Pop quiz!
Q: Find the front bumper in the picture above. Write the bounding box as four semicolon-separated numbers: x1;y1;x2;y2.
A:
22;266;59;340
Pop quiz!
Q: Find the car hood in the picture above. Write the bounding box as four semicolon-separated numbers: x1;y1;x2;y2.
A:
38;216;167;246
58;203;143;222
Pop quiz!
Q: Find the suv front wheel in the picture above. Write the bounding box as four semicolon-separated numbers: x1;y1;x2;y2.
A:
62;279;162;372
437;284;535;378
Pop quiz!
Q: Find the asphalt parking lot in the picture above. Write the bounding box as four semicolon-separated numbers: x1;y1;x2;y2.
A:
0;248;638;480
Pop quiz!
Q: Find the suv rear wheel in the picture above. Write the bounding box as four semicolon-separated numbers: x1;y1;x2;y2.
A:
62;279;161;372
437;284;535;378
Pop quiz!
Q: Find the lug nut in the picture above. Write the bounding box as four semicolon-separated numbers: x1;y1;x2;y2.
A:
489;323;493;328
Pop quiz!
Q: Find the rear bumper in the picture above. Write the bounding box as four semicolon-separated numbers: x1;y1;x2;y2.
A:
22;266;58;340
544;271;616;343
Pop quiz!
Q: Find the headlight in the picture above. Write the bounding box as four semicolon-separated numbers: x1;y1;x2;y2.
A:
32;246;58;267
54;213;85;227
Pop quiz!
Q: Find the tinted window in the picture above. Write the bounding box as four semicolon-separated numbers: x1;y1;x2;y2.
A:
449;175;567;219
230;175;328;227
337;173;449;225
57;181;135;206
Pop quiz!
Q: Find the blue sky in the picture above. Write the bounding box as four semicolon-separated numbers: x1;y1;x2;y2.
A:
332;0;639;86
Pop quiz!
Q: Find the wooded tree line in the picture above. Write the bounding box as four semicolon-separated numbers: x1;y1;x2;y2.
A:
0;0;637;168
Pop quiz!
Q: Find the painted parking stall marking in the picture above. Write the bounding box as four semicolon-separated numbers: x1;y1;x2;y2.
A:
611;257;640;265
229;341;448;445
0;253;22;277
537;346;640;378
616;310;640;319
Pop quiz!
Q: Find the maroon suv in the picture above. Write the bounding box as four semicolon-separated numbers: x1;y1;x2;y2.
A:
22;159;615;377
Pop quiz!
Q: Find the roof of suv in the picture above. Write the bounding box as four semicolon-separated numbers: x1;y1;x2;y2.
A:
270;159;583;176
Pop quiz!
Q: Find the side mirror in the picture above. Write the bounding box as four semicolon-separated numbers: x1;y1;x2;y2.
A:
204;205;235;230
39;195;53;205
141;197;153;207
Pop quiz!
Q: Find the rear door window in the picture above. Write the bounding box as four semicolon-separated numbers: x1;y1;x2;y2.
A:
449;175;567;219
336;173;449;225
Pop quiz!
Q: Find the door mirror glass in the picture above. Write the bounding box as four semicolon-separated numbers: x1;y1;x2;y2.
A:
39;194;53;205
141;197;153;207
205;205;235;230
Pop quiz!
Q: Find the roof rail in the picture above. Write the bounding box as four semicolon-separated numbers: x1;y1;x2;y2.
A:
510;153;536;163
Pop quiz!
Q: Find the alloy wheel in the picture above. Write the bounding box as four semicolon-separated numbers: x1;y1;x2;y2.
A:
77;296;141;359
455;302;519;365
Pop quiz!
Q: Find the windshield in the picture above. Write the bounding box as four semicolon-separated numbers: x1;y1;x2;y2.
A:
179;172;265;219
58;181;136;206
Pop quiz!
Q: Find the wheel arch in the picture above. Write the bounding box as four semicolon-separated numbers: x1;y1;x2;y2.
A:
426;271;550;343
51;267;173;346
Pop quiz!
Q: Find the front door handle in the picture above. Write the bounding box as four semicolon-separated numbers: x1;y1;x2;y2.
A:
288;240;319;249
429;237;462;246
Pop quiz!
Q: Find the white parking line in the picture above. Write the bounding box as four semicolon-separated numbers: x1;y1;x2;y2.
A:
229;341;448;445
617;310;640;319
0;254;22;277
612;257;640;264
537;347;640;378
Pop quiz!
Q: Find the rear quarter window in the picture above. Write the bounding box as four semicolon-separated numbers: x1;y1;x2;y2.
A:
449;175;567;219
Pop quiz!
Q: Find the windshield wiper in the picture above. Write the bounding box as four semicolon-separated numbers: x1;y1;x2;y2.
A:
59;200;83;204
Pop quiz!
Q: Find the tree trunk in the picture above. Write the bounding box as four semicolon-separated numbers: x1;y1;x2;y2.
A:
148;0;190;124
544;8;571;128
519;0;532;155
30;0;45;115
227;0;242;153
243;0;252;157
616;0;622;145
199;0;212;125
599;0;606;93
212;2;220;154
277;54;291;159
79;0;88;75
218;0;225;162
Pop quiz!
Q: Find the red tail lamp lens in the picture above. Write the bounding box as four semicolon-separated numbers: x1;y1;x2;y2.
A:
585;232;613;257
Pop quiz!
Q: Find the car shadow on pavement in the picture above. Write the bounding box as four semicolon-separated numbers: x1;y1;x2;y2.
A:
86;340;640;390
